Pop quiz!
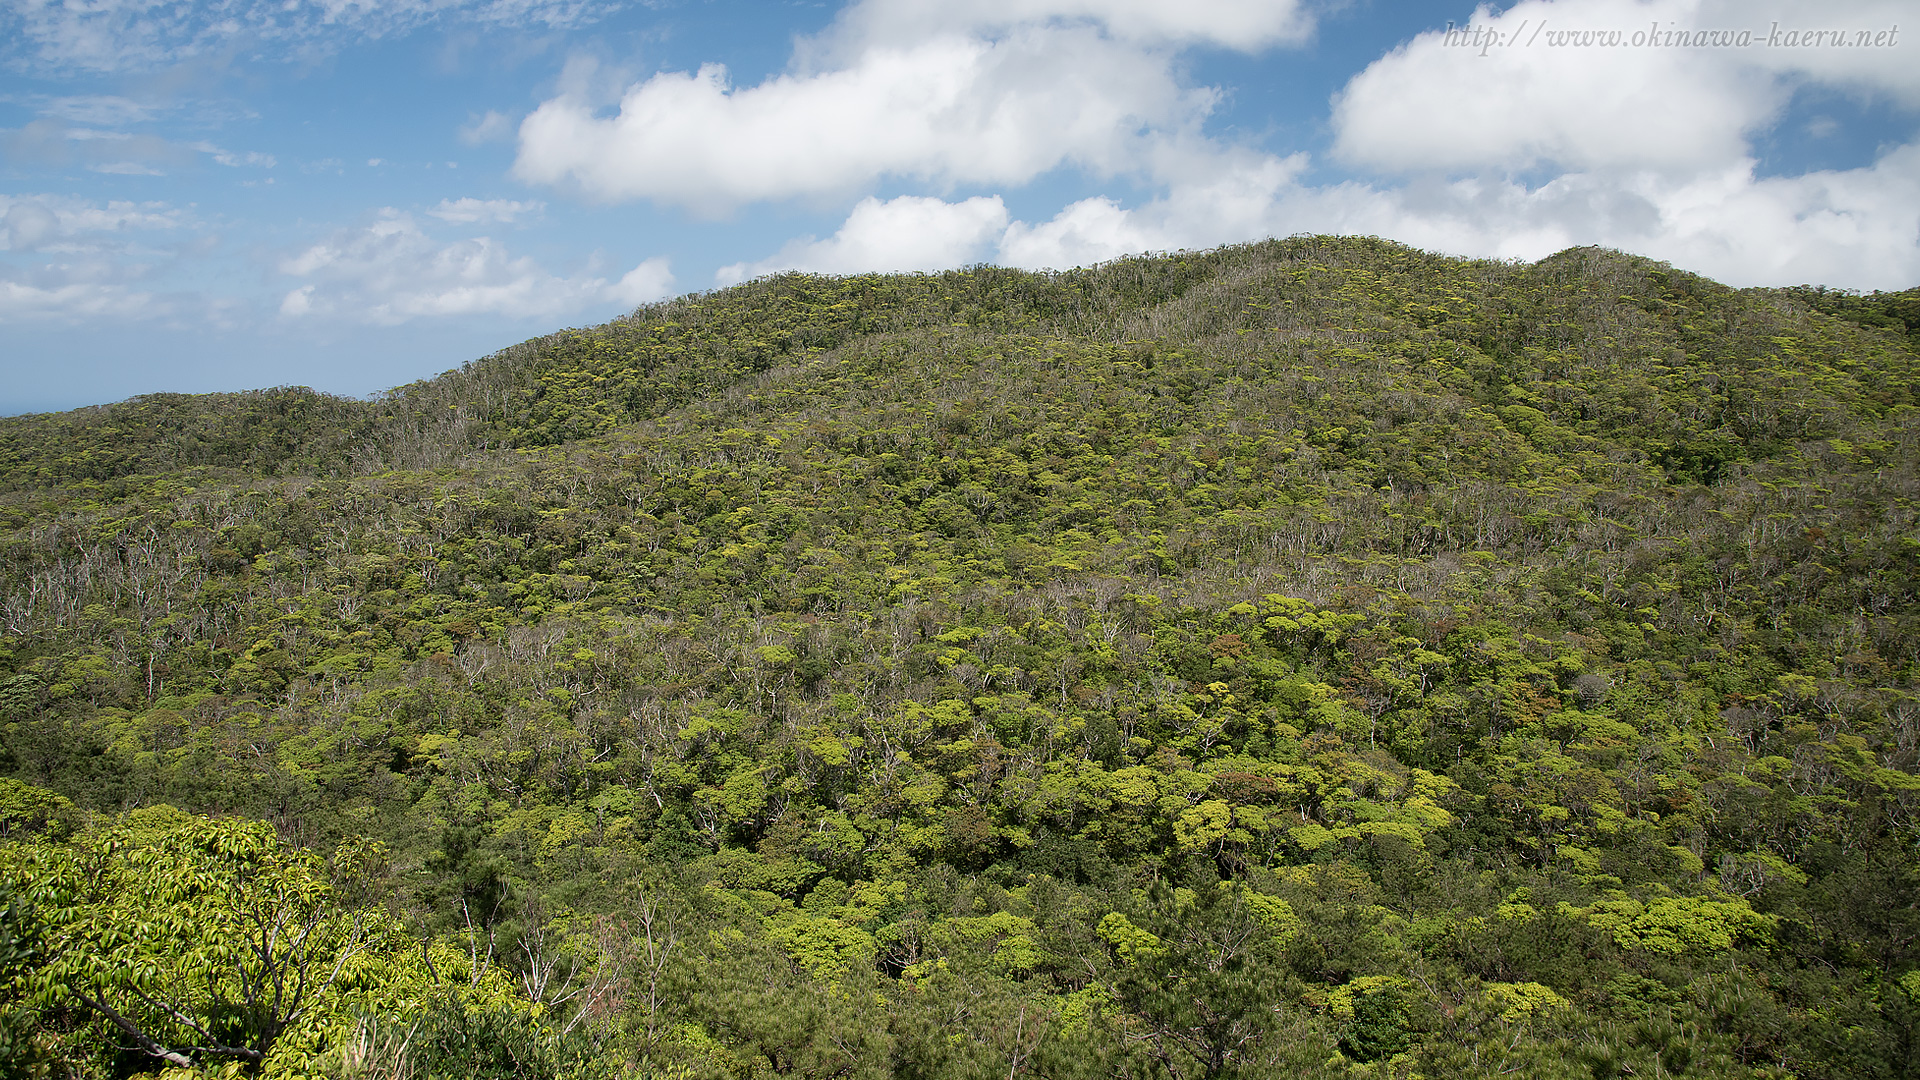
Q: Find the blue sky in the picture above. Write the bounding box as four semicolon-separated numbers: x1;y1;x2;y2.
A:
3;0;1916;415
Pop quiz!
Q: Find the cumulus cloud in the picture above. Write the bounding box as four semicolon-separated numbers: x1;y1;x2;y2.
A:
717;194;1008;283
508;0;1312;215
727;123;1918;291
981;144;1920;289
522;0;1915;292
515;27;1213;213
707;0;1920;293
720;162;1309;280
1333;0;1918;175
1332;0;1776;174
276;209;672;324
1699;0;1920;104
510;0;1297;214
1289;0;1919;286
999;153;1308;268
607;258;675;307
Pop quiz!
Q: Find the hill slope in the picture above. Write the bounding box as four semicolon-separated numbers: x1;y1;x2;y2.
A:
0;236;1917;1078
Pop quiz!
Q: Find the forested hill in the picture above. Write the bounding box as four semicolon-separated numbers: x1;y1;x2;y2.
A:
6;237;1916;486
0;236;1916;1078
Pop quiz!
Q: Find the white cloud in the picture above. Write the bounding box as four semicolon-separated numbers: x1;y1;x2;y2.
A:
276;209;671;324
713;0;1920;297
1332;0;1774;174
427;197;544;224
0;196;184;321
728;154;1313;278
513;2;1244;213
517;31;1211;213
996;196;1143;269
717;194;1008;283
279;284;315;317
1703;0;1920;105
515;0;1904;299
1;0;614;74
999;152;1308;268
507;0;1325;215
1332;0;1919;176
1295;0;1920;287
0;194;183;253
607;258;675;307
0;202;60;252
0;278;165;321
979;141;1920;289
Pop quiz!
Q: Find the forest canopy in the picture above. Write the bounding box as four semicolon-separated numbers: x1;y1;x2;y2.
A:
0;236;1915;1078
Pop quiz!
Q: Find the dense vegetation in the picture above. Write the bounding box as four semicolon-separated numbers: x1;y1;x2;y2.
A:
0;236;1916;1079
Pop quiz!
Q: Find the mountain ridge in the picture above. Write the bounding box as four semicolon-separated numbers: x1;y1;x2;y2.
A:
6;237;1915;490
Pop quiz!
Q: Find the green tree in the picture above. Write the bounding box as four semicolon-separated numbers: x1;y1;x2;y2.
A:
5;807;384;1071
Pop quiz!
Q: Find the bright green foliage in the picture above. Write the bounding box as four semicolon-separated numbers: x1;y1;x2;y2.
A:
1096;912;1161;964
1562;893;1775;955
1478;980;1570;1022
5;809;387;1071
0;778;76;840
